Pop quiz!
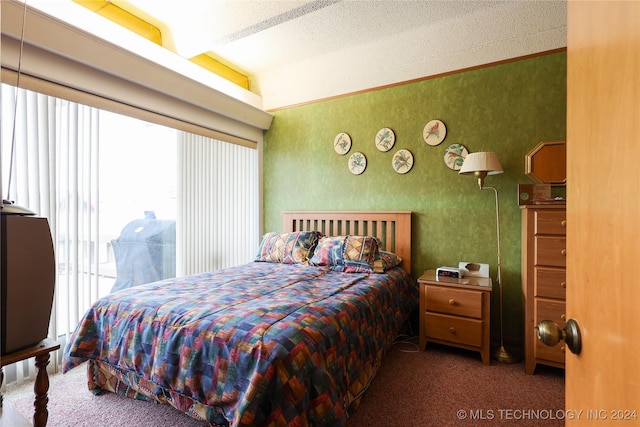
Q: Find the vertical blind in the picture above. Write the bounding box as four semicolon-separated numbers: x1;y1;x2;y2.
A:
1;0;266;390
1;84;260;388
178;133;258;275
1;85;100;385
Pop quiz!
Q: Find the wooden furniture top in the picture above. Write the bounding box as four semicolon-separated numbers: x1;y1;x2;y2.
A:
418;270;492;291
1;339;60;367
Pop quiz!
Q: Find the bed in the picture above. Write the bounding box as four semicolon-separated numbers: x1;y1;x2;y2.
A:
63;211;416;426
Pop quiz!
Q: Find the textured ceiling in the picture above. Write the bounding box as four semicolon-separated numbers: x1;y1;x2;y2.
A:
59;0;570;110
121;0;567;109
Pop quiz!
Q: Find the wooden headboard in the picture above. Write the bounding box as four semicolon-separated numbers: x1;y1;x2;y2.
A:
282;211;412;273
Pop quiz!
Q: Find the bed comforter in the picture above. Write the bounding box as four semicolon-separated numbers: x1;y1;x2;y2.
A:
63;261;417;426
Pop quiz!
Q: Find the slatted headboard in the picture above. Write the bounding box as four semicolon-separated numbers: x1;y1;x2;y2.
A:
282;211;412;273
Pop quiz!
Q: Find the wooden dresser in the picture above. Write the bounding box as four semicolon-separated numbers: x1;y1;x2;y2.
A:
521;204;567;374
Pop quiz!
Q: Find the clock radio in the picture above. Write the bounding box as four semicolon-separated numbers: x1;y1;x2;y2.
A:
436;266;464;279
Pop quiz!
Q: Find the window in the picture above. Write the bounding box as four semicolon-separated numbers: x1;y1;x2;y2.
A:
98;112;177;296
1;83;258;345
1;1;265;385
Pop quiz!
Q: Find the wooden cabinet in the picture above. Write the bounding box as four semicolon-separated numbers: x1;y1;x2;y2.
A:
418;270;492;365
521;205;567;374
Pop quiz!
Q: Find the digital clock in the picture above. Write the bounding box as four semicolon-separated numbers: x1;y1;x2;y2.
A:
436;267;464;279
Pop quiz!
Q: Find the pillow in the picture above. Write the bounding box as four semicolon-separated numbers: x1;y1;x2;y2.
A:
309;235;381;273
372;250;403;273
255;231;321;264
308;236;348;268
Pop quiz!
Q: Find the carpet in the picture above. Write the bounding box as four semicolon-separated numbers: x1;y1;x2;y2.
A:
348;341;565;426
4;340;564;426
5;365;207;427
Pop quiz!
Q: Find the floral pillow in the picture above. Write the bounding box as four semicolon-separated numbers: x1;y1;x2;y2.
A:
255;231;322;264
309;235;381;273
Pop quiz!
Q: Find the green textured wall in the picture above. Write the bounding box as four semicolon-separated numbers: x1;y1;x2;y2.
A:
263;51;566;345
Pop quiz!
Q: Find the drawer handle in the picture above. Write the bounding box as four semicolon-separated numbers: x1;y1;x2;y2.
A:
448;299;455;305
449;327;456;334
561;282;566;288
561;314;566;321
561;249;567;256
561;220;567;227
561;346;565;352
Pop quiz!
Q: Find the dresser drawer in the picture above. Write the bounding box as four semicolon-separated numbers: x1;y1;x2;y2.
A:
424;312;483;347
425;285;482;319
534;298;566;364
535;332;566;364
535;236;567;267
535;298;566;326
535;267;566;300
534;210;567;235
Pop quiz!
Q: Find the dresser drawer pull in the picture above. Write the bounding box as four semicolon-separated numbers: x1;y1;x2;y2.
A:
449;327;456;334
561;282;566;288
561;346;565;352
448;299;455;305
561;220;567;227
561;249;567;256
561;314;566;321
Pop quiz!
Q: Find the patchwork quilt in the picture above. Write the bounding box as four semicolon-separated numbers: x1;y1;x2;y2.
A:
63;262;417;426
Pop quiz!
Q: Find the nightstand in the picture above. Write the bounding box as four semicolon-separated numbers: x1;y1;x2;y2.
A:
418;270;492;365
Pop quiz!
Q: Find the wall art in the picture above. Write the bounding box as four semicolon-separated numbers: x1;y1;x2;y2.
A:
423;119;447;146
443;143;468;170
348;151;367;175
375;127;395;152
392;149;414;174
334;132;351;155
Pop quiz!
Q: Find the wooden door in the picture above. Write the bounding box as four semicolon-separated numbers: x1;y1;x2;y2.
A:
566;1;640;424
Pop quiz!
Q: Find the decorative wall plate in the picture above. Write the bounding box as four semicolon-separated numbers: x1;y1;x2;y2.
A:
375;127;395;152
334;132;352;155
348;152;367;175
423;120;447;146
392;149;414;174
443;143;468;170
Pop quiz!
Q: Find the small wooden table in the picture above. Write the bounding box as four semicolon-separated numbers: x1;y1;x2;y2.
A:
0;339;60;427
418;270;492;364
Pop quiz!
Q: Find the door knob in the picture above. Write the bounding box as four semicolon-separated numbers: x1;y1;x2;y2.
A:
536;318;582;355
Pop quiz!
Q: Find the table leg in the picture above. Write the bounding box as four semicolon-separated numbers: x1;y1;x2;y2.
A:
33;352;51;427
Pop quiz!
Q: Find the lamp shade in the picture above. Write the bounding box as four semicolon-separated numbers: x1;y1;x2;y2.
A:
459;152;504;175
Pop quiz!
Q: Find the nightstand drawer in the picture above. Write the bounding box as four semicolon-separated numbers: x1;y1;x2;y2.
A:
535;236;566;267
424;285;482;318
424;312;483;347
534;210;567;235
535;267;566;299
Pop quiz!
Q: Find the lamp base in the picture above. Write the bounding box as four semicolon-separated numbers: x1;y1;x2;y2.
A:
492;345;521;364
